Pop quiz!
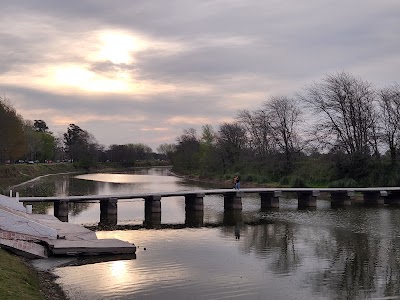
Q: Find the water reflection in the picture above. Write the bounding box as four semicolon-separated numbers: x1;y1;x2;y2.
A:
11;168;400;299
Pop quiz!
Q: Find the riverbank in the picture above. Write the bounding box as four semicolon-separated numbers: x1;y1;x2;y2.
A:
177;172;281;189
0;249;67;300
0;161;171;193
0;163;79;193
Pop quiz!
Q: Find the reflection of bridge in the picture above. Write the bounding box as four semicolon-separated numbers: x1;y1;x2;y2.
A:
18;187;400;226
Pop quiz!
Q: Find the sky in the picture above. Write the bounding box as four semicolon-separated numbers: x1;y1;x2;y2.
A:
0;0;399;151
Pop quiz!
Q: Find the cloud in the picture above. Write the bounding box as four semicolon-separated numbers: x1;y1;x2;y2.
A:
0;0;399;150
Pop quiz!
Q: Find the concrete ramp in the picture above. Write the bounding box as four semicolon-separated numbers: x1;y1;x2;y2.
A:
0;205;58;239
0;196;136;258
0;194;25;212
0;238;48;259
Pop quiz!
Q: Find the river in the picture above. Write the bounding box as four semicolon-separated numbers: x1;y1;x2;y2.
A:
13;167;400;299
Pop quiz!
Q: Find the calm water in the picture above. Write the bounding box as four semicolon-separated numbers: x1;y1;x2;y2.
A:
14;168;400;299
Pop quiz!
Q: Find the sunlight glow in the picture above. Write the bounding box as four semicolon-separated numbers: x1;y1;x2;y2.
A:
110;260;128;278
75;173;180;183
52;64;131;93
140;127;169;131
167;115;211;125
96;31;148;64
0;28;183;95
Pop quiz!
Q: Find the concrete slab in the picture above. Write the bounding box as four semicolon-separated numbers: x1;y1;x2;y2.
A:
0;206;58;239
0;194;25;212
50;239;136;255
0;229;42;242
28;214;97;241
0;196;136;257
0;238;48;259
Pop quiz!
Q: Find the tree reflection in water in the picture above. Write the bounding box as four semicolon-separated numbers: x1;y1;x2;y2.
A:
233;208;400;299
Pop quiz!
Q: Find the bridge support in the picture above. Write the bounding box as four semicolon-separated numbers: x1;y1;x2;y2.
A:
144;195;161;213
99;198;118;226
184;193;204;227
143;212;161;228
54;201;69;222
260;191;282;209
185;193;204;211
144;196;161;228
297;191;319;208
330;191;354;207
223;191;242;210
385;191;400;205
185;210;204;227
363;191;385;206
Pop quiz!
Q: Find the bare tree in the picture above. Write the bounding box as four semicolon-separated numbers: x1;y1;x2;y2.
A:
264;96;303;168
378;83;400;164
156;143;176;160
300;72;377;156
236;109;274;156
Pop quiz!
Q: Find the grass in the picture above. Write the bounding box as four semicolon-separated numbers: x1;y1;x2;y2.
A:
0;163;78;193
0;249;44;300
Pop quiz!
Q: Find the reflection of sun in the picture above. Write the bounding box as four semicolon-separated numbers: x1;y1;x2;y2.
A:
110;260;128;278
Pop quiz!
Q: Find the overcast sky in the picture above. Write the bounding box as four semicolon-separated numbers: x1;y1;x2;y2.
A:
0;0;399;151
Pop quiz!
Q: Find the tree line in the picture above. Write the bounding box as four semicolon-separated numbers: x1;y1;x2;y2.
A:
0;98;161;168
163;72;400;187
3;71;400;186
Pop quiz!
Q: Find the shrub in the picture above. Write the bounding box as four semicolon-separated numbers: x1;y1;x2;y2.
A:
290;176;307;188
279;176;290;186
329;178;359;187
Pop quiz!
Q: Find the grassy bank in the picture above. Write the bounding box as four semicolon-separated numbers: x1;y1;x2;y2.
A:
0;161;172;193
0;249;44;300
0;163;79;193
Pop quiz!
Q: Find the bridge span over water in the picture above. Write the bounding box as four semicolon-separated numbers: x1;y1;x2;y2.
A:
16;187;400;226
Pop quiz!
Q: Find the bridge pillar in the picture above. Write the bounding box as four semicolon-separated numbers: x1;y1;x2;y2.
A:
363;191;385;206
144;195;161;213
185;210;204;227
185;193;205;211
223;191;242;210
330;191;354;207
144;196;161;228
143;212;161;228
385;191;400;205
54;201;69;222
260;191;282;209
99;198;118;226
297;191;319;208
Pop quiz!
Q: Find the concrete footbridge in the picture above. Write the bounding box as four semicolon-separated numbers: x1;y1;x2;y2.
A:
15;187;400;226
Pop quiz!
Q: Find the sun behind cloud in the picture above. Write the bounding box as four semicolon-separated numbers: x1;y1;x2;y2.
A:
96;30;148;64
1;28;176;95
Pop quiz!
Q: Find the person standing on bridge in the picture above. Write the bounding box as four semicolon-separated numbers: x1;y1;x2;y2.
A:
233;175;240;190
